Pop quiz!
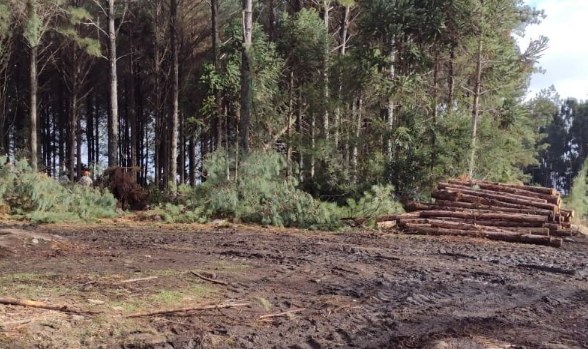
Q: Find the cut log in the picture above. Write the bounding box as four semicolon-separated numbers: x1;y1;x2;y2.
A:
417;217;545;228
431;189;462;202
551;229;576;237
419;210;548;223
560;209;575;218
403;201;431;212
0;297;100;315
446;180;561;205
406;226;561;247
439;183;552;204
448;179;558;196
433;189;558;212
354;212;415;225
431;200;554;216
433;190;557;214
499;227;551;236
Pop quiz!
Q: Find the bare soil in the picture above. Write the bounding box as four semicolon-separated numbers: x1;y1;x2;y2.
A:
1;221;587;349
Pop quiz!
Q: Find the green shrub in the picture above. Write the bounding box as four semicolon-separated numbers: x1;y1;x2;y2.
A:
142;203;210;224
0;157;118;223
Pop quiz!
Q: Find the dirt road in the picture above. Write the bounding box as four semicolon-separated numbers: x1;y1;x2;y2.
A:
0;223;587;348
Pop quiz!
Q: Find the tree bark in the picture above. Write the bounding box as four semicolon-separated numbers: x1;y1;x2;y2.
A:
108;0;119;167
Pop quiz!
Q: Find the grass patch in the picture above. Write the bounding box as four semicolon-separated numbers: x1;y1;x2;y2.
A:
255;297;272;311
110;283;215;315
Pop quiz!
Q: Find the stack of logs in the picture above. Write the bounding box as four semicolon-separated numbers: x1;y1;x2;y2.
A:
387;179;576;248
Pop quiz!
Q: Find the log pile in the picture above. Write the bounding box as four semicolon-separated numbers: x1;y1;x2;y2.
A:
386;179;578;248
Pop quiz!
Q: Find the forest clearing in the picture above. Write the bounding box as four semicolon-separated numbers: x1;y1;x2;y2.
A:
1;0;588;347
0;221;587;349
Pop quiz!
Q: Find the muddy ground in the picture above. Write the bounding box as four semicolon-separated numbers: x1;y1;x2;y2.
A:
0;222;587;349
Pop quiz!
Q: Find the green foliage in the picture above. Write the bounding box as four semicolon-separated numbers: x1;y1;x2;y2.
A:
0;156;117;223
201;150;341;230
158;150;404;230
67;6;91;24
568;157;588;222
143;203;209;224
24;1;42;47
343;184;403;226
0;3;10;39
58;27;101;57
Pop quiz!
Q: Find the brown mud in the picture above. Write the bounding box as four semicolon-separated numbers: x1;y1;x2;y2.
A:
0;222;587;349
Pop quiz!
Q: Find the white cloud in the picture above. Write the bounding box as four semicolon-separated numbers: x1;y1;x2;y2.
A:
520;0;588;100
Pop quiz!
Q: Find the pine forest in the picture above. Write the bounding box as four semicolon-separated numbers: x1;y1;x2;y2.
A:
0;0;587;224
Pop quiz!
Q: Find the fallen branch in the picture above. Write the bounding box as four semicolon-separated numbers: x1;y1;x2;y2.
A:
119;276;158;284
125;302;250;318
0;297;99;315
258;308;305;320
190;271;229;286
0;318;33;329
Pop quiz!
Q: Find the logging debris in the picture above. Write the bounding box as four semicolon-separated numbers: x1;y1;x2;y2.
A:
376;179;579;247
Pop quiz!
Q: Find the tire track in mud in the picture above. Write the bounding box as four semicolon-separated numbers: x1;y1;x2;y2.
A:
28;226;588;349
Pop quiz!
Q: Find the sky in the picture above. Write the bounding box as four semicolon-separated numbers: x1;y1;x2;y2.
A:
520;0;588;100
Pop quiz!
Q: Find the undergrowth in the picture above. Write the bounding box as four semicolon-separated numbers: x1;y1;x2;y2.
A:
0;157;117;223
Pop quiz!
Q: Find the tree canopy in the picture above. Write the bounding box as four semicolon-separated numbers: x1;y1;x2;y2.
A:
0;0;582;204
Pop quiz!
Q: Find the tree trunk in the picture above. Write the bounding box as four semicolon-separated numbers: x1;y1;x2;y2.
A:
170;0;179;187
76;98;82;177
431;51;439;170
86;94;93;166
296;85;304;182
287;70;294;176
447;42;456;108
129;22;138;182
211;0;222;150
322;1;330;141
189;133;196;185
468;25;483;178
69;95;77;180
30;45;38;171
386;38;395;161
239;0;253;154
334;4;349;150
108;0;119;167
353;94;362;183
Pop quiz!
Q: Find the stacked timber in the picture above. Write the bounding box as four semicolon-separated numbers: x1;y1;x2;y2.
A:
386;179;577;248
